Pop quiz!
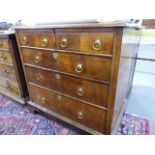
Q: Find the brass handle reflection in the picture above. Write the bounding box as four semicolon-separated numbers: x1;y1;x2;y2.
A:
22;36;28;45
76;87;84;96
52;52;58;60
61;38;67;48
75;63;83;73
33;55;41;63
41;97;46;104
42;38;48;47
55;73;61;80
92;39;102;51
77;111;84;120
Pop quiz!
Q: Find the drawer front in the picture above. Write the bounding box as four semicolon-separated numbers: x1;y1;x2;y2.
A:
17;30;54;48
28;84;58;112
0;50;13;64
26;66;62;92
0;64;17;81
56;52;111;82
22;49;111;82
0;39;10;49
55;29;114;54
21;48;57;69
59;92;106;133
28;84;106;133
0;77;20;97
26;66;108;107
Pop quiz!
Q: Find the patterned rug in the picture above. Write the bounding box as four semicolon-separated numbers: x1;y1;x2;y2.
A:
0;94;150;135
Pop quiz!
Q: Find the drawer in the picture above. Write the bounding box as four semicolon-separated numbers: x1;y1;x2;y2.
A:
21;48;57;69
0;77;20;98
55;29;114;55
28;84;106;133
0;64;17;81
55;52;111;82
0;39;10;49
17;30;54;48
26;66;108;107
28;84;58;112
0;50;13;64
22;49;111;81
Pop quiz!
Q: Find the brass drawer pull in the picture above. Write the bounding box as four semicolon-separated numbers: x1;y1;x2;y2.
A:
33;54;41;64
55;73;61;80
2;54;7;60
61;38;67;48
5;83;12;90
42;38;48;47
41;97;46;104
75;63;83;73
76;87;84;96
77;111;84;120
22;36;28;45
92;39;102;51
36;73;42;81
2;69;10;74
52;52;58;60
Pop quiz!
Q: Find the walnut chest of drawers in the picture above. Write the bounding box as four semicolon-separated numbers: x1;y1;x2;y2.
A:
0;32;28;103
15;22;140;134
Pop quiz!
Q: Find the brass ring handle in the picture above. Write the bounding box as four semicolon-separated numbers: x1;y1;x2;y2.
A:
76;87;84;96
55;73;61;80
22;36;28;45
92;39;102;51
77;111;84;120
2;54;7;60
36;73;42;81
61;38;67;48
33;55;41;63
42;38;48;47
75;63;83;73
41;97;46;104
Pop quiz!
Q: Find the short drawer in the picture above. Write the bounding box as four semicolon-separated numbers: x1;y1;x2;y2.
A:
0;77;20;98
0;50;13;64
0;39;10;49
55;29;114;55
25;66;108;107
28;84;106;133
17;30;55;48
0;64;17;81
28;84;59;112
21;48;57;69
22;49;111;82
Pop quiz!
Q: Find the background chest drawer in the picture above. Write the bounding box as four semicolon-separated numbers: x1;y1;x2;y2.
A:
17;30;55;48
0;77;20;97
26;66;109;107
0;39;10;49
0;64;17;81
0;50;13;64
55;29;114;55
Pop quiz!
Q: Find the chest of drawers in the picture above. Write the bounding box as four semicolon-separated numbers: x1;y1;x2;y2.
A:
0;32;28;103
15;22;140;134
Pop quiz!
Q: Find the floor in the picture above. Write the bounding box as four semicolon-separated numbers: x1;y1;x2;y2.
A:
126;35;155;134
